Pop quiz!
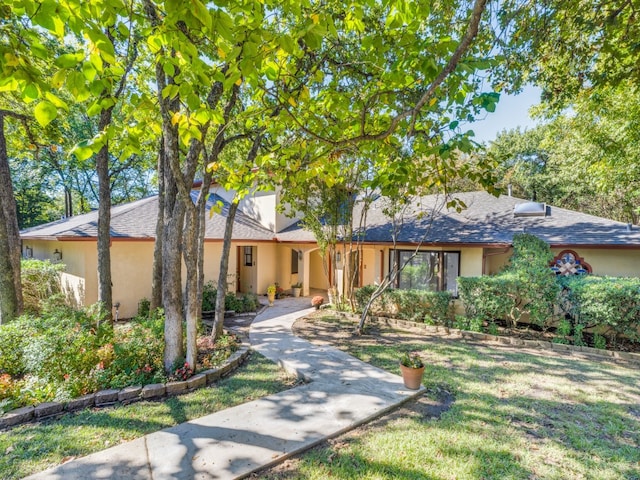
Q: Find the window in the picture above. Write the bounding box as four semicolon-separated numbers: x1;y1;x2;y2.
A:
244;246;253;267
291;249;299;274
390;250;460;295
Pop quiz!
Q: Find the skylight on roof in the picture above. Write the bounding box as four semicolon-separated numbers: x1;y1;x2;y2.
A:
514;202;546;217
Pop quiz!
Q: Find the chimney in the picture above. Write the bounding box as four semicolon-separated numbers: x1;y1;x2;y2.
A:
507;184;512;197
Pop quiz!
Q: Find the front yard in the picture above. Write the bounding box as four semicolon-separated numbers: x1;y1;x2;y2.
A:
260;313;640;479
0;353;296;480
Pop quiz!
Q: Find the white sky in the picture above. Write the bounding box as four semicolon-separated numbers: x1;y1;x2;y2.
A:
467;85;543;144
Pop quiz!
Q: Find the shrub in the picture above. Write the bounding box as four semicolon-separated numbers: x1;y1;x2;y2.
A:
137;297;151;317
240;293;259;312
21;259;66;314
0;317;37;377
202;281;217;311
354;285;388;315
560;275;640;344
224;293;241;312
93;316;165;389
201;283;259;314
458;276;518;324
21;306;112;398
458;234;559;329
354;286;452;325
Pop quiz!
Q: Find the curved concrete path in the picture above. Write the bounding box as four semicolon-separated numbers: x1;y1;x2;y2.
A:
25;298;423;479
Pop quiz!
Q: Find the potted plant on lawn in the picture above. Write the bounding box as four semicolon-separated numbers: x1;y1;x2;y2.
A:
399;352;425;390
291;282;302;297
267;284;277;306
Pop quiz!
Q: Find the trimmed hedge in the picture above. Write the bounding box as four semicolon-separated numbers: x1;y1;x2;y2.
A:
355;285;452;325
559;276;640;343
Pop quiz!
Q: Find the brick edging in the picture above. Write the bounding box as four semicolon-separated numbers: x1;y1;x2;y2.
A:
334;311;640;366
0;339;252;431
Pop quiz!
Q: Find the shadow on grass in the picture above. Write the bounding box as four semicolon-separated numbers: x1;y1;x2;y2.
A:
297;318;640;479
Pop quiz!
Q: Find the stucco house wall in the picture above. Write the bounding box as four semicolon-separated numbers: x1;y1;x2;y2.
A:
20;190;640;320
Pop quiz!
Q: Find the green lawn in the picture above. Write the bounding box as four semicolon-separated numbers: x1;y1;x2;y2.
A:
0;353;296;480
262;315;640;480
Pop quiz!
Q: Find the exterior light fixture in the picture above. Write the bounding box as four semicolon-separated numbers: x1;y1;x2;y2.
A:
53;249;62;262
298;250;303;260
25;246;33;258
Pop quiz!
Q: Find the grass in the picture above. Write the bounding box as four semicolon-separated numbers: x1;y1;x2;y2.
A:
0;353;296;480
262;314;640;480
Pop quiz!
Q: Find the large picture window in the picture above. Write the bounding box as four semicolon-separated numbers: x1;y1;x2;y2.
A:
390;250;460;295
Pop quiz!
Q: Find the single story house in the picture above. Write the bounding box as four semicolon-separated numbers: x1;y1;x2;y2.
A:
20;189;640;318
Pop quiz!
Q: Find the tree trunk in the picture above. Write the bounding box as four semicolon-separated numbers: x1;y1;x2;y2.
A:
213;200;239;340
0;112;23;323
183;200;199;368
184;169;213;367
161;128;184;372
96;108;114;323
150;140;165;312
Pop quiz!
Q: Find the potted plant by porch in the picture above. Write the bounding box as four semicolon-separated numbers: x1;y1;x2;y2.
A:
311;295;324;310
399;352;425;390
291;282;302;297
267;284;277;306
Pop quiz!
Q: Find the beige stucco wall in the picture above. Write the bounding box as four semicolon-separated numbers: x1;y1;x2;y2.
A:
485;247;640;278
110;241;155;319
256;243;277;294
361;247;376;286
309;249;328;290
23;239;95;310
550;248;640;277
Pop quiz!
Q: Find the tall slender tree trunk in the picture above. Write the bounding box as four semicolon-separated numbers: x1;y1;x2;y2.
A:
150;141;165;312
184;170;213;367
96;108;114;323
0;112;23;323
183;199;199;368
213;201;238;340
161;126;185;372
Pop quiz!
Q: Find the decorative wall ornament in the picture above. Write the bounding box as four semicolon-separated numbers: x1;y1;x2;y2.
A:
550;250;592;275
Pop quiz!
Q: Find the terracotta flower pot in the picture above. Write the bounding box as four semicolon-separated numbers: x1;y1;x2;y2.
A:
399;363;425;390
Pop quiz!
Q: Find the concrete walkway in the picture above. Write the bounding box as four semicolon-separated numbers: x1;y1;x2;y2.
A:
26;298;423;480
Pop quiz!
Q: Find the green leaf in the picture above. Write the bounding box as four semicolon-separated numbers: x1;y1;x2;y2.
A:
54;53;84;68
22;84;39;103
71;143;95;161
34;101;58;127
45;92;69;112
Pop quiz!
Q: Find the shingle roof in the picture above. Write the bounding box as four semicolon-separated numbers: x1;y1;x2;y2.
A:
275;191;640;247
21;193;276;242
22;190;640;247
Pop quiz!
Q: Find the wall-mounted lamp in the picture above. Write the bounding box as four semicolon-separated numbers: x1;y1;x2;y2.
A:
298;250;303;261
336;252;341;263
24;246;33;259
53;249;62;262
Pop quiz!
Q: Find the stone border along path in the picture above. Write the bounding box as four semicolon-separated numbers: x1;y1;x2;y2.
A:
24;297;423;480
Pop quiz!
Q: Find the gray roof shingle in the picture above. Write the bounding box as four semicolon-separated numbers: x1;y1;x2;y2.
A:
275;191;640;247
21;194;276;242
22;190;640;247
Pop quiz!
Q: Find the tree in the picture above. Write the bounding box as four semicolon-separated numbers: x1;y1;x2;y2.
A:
0;110;29;323
488;83;640;224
